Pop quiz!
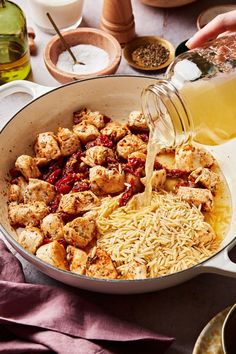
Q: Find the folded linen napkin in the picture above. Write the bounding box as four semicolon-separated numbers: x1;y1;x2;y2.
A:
0;240;174;354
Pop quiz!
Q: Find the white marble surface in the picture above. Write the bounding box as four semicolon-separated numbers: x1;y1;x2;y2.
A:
1;1;236;354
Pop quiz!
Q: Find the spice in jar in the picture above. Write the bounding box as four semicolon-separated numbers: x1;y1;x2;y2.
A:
131;42;170;68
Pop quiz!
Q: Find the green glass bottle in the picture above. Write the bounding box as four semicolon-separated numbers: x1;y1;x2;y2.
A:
0;0;31;84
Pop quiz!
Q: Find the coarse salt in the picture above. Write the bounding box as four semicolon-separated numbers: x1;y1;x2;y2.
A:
56;44;110;75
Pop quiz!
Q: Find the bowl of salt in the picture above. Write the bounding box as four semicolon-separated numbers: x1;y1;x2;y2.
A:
44;27;122;83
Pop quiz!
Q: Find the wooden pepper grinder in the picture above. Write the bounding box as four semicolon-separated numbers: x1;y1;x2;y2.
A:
100;0;135;46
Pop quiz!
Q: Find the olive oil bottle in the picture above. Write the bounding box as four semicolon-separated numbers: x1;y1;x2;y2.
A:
0;0;31;84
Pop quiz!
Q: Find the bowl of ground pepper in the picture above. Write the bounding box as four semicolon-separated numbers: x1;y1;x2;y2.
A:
123;36;175;71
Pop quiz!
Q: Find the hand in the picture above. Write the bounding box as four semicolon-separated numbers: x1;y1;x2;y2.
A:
186;10;236;49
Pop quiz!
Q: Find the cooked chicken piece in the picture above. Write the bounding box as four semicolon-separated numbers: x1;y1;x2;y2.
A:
128;151;147;160
141;169;166;191
89;165;125;195
189;167;220;193
59;191;100;214
8;201;49;226
86;247;118;279
64;216;97;248
34;132;61;161
41;213;64;240
24;178;56;204
194;223;216;247
126;262;147;279
73;108;106;130
36;240;67;270
117;134;147;160
15;155;41;180
125;173;143;193
18;226;44;254
100;121;129;142
73;121;100;144
82;146;115;167
66;245;88;275
57;127;81;157
128;110;148;131
175;144;214;172
8;176;27;203
177;186;213;212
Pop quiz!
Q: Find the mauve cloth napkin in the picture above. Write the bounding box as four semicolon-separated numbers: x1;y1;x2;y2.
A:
0;240;174;354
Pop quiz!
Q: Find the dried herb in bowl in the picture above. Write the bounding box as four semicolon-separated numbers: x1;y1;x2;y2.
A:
131;42;170;68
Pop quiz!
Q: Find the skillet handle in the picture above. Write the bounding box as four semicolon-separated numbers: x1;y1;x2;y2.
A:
199;241;236;277
0;80;53;100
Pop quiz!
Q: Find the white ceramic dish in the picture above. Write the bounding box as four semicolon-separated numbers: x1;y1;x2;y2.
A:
1;76;236;294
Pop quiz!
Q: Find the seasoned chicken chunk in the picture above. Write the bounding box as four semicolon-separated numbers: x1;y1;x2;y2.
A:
66;245;88;275
175;144;214;172
82;146;115;167
126;262;147;279
8;201;49;226
73;121;100;144
100;121;129;142
117;134;147;159
57;127;81;157
128;110;148;131
34;132;61;161
177;186;213;212
86;247;118;279
15;155;41;180
36;240;67;270
194;223;216;247
90;165;125;195
73;108;106;130
8;176;27;203
141;169;166;190
24;178;56;204
189;167;220;193
18;226;44;254
41;213;64;240
59;191;100;214
64;216;97;248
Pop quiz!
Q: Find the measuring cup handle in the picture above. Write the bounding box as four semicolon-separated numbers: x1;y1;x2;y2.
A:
0;80;54;100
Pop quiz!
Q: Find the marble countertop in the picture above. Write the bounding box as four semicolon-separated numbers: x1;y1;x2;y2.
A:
1;1;236;353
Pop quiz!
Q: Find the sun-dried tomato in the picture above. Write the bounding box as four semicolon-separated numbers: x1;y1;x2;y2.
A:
72;181;90;192
55;174;77;194
59;212;76;223
124;157;145;177
9;167;21;179
43;238;51;245
46;168;62;184
86;135;113;149
48;195;61;213
63;151;84;175
119;179;135;207
103;115;112;124
166;168;189;178
154;161;163;170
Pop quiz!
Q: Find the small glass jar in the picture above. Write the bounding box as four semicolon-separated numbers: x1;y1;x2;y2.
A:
142;34;236;147
0;0;31;84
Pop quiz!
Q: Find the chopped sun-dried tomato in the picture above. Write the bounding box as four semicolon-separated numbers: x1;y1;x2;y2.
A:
119;179;135;207
154;161;163;170
166;168;189;178
72;181;90;192
124;157;145;177
55;174;77;194
48;195;61;213
46;168;62;184
86;135;114;149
